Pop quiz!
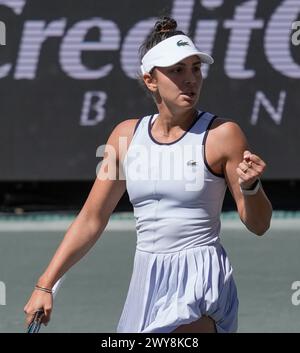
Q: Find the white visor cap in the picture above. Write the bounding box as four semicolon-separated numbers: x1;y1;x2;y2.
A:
140;34;214;75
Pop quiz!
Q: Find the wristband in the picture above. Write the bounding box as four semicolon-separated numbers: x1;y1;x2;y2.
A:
240;179;261;196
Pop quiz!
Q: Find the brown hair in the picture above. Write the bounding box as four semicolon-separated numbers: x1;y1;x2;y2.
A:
138;16;185;64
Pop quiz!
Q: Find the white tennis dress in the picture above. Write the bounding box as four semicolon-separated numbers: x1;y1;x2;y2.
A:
117;111;239;333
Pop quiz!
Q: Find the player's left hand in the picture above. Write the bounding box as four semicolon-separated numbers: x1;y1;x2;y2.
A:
236;150;266;189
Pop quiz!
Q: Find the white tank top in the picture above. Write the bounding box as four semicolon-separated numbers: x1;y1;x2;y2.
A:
122;111;227;253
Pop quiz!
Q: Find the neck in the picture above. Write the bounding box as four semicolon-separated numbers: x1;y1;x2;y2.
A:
154;106;198;136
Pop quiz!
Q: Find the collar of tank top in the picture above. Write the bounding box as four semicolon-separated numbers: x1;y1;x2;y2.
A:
148;110;201;145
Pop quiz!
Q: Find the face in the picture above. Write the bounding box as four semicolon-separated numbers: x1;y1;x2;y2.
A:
143;55;203;111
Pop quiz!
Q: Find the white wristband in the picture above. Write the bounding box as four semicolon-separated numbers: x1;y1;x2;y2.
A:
240;179;261;196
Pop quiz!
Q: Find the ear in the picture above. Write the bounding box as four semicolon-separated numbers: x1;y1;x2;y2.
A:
143;72;158;93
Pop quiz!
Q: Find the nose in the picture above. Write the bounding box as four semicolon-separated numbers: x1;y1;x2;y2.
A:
184;78;196;88
184;71;197;85
184;79;193;85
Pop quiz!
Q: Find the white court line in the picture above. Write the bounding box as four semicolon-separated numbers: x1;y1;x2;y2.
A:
0;216;299;232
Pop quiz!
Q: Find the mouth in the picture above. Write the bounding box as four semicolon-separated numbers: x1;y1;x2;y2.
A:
181;91;196;98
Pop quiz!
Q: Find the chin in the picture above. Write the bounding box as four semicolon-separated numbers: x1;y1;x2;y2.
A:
180;99;198;108
176;103;197;114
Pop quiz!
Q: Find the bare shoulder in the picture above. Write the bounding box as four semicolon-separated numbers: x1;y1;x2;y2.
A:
108;118;138;141
210;117;248;155
107;118;140;159
113;118;140;137
210;117;242;134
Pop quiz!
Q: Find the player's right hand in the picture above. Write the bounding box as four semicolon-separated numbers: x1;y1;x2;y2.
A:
24;289;53;327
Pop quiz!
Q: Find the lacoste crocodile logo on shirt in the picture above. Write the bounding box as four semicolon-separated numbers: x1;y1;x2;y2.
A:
187;160;197;166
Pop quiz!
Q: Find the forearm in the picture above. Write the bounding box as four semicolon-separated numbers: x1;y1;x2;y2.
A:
37;211;108;288
241;185;273;235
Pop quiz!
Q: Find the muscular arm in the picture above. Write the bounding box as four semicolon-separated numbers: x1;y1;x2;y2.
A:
218;121;272;236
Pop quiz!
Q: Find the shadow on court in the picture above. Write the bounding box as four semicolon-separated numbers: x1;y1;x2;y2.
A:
0;219;299;333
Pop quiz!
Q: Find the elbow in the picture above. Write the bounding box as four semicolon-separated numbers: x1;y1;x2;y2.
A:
243;218;271;236
244;205;273;236
254;228;268;236
253;221;271;236
255;205;273;236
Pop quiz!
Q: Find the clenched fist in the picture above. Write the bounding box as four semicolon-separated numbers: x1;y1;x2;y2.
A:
236;150;266;189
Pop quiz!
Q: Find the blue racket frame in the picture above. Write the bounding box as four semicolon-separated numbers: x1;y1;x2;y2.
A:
27;310;44;333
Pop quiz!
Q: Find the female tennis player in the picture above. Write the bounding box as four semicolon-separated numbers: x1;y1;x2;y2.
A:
24;16;272;333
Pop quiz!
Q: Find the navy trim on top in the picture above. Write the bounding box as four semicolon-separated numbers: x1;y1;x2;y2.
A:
133;115;146;136
202;115;225;179
148;111;205;146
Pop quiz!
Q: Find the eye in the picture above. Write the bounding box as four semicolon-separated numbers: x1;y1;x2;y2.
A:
193;66;201;73
170;66;183;73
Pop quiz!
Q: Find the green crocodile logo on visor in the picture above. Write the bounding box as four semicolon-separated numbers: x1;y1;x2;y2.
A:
177;40;189;47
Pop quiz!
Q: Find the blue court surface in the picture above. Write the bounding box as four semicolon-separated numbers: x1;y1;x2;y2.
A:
0;211;299;333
